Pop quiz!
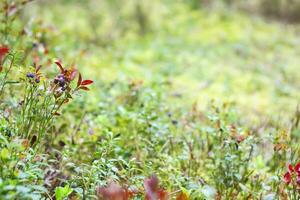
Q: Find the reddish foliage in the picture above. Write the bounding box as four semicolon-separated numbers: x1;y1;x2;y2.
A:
144;174;169;200
235;135;246;143
283;163;300;185
78;86;90;91
54;61;77;82
0;46;9;71
81;79;94;85
77;73;82;87
288;164;294;173
176;192;188;200
97;182;135;200
52;61;93;96
295;163;300;173
283;172;291;184
76;72;93;91
0;46;9;60
55;61;64;73
50;61;93;110
229;124;247;144
95;176;186;200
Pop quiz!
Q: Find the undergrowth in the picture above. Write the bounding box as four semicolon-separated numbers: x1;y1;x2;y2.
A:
1;0;300;200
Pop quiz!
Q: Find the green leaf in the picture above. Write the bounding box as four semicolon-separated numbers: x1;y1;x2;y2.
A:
0;148;9;160
55;185;73;200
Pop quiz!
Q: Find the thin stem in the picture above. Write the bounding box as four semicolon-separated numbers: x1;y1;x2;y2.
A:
0;54;15;97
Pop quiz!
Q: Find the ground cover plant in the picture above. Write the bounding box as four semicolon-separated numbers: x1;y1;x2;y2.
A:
1;0;300;199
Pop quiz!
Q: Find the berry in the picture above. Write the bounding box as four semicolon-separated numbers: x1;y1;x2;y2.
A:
54;78;59;84
58;77;66;87
172;120;178;125
59;80;65;87
32;43;38;48
26;73;35;78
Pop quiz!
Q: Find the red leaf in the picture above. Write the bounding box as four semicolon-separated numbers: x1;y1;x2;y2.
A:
96;182;135;200
144;174;168;200
288;164;294;172
295;163;300;174
283;172;291;184
81;80;93;86
144;175;159;199
0;46;9;56
78;86;90;91
77;73;82;87
0;46;9;60
157;189;169;200
54;61;64;73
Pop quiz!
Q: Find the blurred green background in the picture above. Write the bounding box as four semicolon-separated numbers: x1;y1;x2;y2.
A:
22;0;300;127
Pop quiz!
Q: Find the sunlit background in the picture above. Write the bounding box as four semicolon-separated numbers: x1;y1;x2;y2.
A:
21;0;300;128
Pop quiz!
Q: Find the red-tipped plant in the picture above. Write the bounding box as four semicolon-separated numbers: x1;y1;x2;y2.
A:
0;45;9;64
0;45;11;96
144;174;169;200
76;72;93;91
283;163;300;185
19;60;94;147
96;182;135;200
282;163;300;199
